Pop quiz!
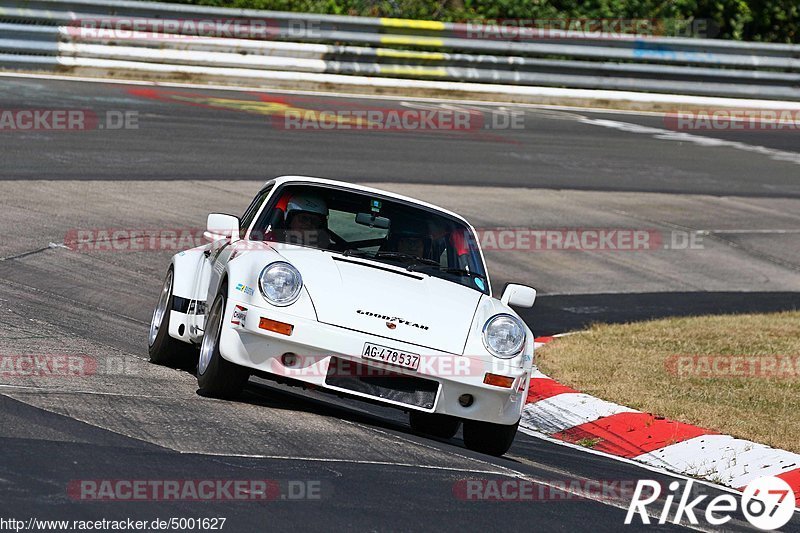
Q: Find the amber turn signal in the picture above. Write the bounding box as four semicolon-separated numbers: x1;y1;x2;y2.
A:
483;373;514;388
259;317;294;336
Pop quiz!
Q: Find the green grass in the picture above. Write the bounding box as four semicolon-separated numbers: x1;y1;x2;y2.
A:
575;437;603;448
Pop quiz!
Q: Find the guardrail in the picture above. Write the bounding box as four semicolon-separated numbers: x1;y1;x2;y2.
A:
1;0;798;101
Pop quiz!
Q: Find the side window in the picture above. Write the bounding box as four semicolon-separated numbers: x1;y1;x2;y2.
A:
240;186;273;238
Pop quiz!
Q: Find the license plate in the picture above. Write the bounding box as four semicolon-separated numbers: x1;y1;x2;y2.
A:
362;343;420;371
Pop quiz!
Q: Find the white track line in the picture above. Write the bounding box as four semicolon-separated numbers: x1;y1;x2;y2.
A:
580;117;800;166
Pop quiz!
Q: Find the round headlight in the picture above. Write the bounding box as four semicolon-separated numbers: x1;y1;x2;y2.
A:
258;262;303;306
482;314;526;358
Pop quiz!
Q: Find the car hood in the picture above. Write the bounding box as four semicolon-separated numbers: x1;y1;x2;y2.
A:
275;246;482;354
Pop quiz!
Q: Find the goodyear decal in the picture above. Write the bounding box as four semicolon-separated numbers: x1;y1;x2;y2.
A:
357;309;429;331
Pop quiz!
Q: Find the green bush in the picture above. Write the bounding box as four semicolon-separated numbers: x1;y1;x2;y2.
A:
161;0;798;42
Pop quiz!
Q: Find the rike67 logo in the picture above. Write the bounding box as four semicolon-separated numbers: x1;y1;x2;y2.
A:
741;477;797;531
625;476;796;530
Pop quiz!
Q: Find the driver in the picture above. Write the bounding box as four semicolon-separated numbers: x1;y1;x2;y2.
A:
284;194;331;249
388;220;430;259
397;232;426;258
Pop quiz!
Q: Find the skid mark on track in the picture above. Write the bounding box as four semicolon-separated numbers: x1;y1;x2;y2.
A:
193;452;508;475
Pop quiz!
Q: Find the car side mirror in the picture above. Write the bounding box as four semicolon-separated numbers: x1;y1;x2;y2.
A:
205;213;240;242
500;284;536;308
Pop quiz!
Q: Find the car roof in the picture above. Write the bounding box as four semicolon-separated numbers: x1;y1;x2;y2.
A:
264;176;470;225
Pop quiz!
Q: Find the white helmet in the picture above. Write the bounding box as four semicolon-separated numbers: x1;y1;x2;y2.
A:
286;194;328;218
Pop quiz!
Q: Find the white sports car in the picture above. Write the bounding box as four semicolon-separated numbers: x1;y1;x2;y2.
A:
148;176;538;456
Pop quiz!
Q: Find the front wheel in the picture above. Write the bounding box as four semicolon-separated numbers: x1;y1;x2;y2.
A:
197;285;249;399
462;420;519;456
148;267;192;366
409;411;460;439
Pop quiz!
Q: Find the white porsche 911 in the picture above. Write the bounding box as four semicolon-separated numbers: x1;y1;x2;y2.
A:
148;176;537;456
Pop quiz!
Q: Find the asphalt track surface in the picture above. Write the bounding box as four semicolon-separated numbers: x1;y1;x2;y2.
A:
1;76;800;198
0;75;799;532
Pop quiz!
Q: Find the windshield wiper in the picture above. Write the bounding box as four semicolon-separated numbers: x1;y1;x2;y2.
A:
342;248;371;257
415;265;487;280
374;252;440;267
342;250;442;272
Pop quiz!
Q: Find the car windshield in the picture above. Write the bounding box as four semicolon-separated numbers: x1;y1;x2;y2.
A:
249;183;489;294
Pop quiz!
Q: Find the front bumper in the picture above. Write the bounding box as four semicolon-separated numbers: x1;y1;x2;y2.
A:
219;296;530;425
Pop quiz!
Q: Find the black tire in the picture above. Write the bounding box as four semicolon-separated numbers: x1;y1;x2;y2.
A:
462;420;519;456
197;283;249;399
409;411;461;439
148;267;193;366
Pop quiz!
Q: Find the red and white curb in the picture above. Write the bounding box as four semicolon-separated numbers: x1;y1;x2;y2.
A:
522;336;800;506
